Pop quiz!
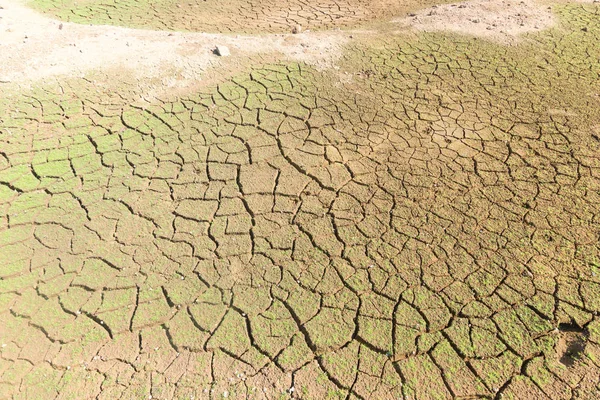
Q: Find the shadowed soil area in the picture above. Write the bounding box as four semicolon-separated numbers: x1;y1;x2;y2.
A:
1;1;600;399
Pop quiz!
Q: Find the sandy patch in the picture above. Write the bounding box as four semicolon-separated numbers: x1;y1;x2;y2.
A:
0;0;347;88
395;0;556;44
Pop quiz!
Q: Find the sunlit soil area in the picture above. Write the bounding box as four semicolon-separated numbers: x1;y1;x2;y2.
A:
1;0;600;398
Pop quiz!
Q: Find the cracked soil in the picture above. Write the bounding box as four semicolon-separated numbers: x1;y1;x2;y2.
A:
1;0;600;399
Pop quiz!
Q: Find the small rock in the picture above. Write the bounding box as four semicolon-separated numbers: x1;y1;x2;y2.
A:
59;23;63;30
292;25;302;34
582;27;588;32
215;45;230;57
223;391;229;398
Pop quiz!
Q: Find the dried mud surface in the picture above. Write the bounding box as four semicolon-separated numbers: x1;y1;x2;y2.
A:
1;1;600;400
26;0;452;34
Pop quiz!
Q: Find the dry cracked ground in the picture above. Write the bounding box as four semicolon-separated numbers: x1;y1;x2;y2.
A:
1;0;600;399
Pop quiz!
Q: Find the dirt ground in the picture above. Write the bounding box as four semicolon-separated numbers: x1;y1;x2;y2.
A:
1;0;600;399
24;0;455;34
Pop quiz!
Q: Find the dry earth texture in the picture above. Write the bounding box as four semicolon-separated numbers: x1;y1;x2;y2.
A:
26;0;455;33
1;0;600;399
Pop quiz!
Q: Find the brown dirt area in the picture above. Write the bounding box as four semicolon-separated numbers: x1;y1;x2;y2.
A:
1;0;600;399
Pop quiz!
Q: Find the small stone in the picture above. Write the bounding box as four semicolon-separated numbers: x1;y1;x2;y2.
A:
582;27;588;32
59;23;63;30
215;45;230;57
292;25;302;34
223;391;229;398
